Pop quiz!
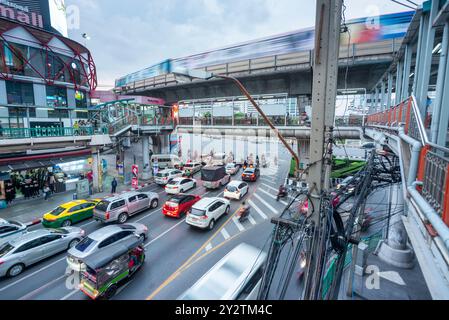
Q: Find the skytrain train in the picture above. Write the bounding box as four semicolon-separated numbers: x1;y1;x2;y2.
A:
115;11;414;88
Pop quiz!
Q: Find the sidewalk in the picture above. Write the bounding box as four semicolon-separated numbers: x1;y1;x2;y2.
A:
0;179;155;224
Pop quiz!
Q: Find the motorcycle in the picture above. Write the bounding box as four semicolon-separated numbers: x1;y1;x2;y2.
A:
276;189;288;201
237;207;250;223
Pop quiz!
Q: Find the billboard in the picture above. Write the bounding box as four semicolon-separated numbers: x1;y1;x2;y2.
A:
48;0;68;37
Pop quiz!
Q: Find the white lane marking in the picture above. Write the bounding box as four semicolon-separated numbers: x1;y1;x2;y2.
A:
248;200;268;220
135;207;162;223
60;289;79;301
248;215;257;225
232;217;245;232
0;256;66;293
260;177;278;186
378;271;406;286
144;219;185;248
18;274;66;300
205;243;213;252
253;193;279;214
257;188;288;206
261;183;280;192
221;228;230;240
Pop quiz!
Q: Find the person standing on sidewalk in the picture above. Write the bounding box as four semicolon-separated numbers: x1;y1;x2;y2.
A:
43;184;51;201
111;177;118;194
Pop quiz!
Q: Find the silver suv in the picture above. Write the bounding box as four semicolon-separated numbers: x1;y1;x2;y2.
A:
93;191;159;224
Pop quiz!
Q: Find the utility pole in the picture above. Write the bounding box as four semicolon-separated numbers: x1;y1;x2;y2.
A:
303;0;343;300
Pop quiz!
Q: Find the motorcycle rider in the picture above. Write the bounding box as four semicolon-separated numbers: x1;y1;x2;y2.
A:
239;201;250;221
277;184;287;201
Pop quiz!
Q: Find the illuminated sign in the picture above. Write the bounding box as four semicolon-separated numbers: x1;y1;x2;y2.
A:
49;0;68;37
0;1;44;28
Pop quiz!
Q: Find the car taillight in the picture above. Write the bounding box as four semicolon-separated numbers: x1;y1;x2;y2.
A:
143;226;148;232
46;217;57;222
201;215;208;220
0;260;4;265
105;212;110;220
251;174;255;178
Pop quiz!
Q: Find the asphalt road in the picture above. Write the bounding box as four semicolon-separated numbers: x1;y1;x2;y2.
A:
0;147;293;300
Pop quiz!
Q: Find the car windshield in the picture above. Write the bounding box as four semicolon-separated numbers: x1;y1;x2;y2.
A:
0;243;14;258
50;229;69;235
95;201;110;212
75;237;97;252
244;169;255;174
49;206;65;216
157;172;169;177
167;180;180;186
7;220;21;227
166;201;179;208
191;208;206;216
226;164;235;169
227;185;237;192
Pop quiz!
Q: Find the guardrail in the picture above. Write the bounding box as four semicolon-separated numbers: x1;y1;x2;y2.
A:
366;96;449;226
107;115;175;136
0;127;94;139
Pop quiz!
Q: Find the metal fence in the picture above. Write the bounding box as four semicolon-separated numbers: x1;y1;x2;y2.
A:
0;127;94;139
366;96;449;226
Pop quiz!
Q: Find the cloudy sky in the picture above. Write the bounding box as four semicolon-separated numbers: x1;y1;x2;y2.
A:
66;0;421;89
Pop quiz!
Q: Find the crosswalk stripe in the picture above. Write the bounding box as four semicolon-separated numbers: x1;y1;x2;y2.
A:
253;193;279;214
248;215;257;225
261;177;278;186
232;216;245;231
258;188;288;206
221;228;230;240
205;243;213;251
248;200;268;220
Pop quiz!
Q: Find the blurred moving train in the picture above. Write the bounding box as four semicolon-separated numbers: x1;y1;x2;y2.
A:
115;11;414;88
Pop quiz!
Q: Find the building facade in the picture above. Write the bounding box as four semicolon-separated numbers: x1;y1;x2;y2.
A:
0;12;97;130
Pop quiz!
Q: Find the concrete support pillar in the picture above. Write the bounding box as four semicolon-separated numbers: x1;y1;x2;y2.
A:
395;61;403;105
377;183;414;268
437;23;449;147
142;136;151;180
387;73;393;108
375;87;379;112
401;44;413;101
416;0;438;118
413;14;426;95
431;22;449;144
381;81;386;111
91;148;102;193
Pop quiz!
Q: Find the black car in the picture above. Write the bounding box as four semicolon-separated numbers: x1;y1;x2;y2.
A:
241;167;260;182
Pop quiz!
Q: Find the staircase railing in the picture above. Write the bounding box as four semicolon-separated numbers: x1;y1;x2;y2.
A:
366;95;449;228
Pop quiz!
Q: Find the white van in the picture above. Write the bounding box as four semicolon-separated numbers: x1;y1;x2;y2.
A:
150;154;182;170
178;243;267;300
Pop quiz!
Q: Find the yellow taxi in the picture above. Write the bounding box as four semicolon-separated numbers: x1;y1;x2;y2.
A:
42;199;101;228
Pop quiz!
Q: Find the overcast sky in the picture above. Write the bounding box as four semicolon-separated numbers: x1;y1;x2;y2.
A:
66;0;422;89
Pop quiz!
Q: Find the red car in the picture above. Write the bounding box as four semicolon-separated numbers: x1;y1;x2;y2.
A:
162;194;201;218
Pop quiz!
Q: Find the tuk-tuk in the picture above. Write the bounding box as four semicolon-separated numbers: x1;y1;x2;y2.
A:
79;236;145;300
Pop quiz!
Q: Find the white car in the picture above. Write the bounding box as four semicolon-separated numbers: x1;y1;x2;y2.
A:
186;197;230;230
224;181;249;200
155;169;183;185
165;177;197;195
183;162;202;175
225;163;240;175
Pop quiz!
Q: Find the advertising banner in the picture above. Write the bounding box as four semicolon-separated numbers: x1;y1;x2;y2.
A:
131;164;139;189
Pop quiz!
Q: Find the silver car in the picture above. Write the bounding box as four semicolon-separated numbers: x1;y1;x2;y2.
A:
93;191;159;224
66;223;148;272
0;227;84;278
0;219;28;242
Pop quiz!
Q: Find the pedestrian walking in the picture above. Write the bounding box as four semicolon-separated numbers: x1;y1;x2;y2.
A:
111;177;118;194
43;184;51;201
73;121;80;135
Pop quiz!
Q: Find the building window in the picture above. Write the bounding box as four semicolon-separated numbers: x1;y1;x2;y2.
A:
48;109;69;119
75;90;87;108
46;86;68;108
6;81;35;105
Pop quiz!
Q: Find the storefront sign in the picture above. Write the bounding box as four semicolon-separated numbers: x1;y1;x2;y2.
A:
131;164;139;189
0;2;44;29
